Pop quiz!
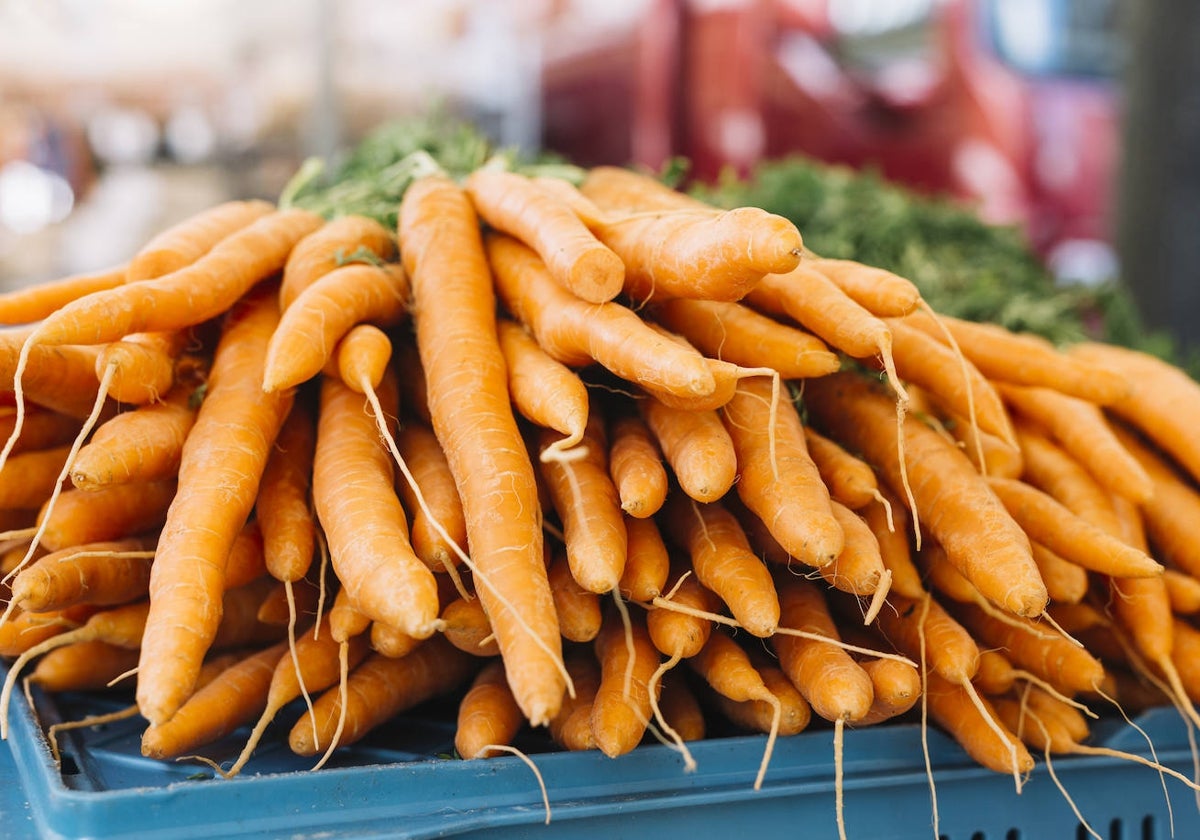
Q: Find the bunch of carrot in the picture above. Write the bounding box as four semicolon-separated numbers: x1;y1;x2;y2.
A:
1;148;1200;833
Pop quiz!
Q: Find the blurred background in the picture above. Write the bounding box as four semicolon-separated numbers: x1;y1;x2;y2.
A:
0;0;1194;349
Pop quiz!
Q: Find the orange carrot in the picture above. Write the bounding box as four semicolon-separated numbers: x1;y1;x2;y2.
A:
441;595;501;658
0;604;97;658
497;318;589;457
714;663;813;736
35;479;176;552
263;262;409;393
925;670;1034;775
8;537;156;611
279;214;397;310
986;476;1161;578
548;653;602;752
619;514;670;603
772;575;873;723
656;672;707;742
126;199;276;283
640;394;737;504
0;407;82;457
0;444;71;509
589;610;661;758
808;258;922;318
140;640;289;760
311;374;439;638
804;426;882;511
1164;569;1200;615
289;636;475;756
871;593;980;684
401;176;564;726
819;501;887;598
257;402;316;584
488;232;716;401
724;376;844;568
455;658;527;759
548;549;603;643
0;265;126;324
607;412;669;519
393;421;467;573
1014;422;1123;536
69;378;199;490
647;559;722;659
805;373;1046;617
538;416;626;594
578;166;710;214
854;657;922;726
999;382;1153;504
1029;541;1089;604
861;488;925;600
466;168;625;303
27;639;142;693
662;494;780;637
651;298;841;380
96;330;189;405
136;286;295;727
328;587;371;645
0;340;105;418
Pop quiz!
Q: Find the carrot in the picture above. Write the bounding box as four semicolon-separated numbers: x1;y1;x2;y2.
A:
488;231;716;401
208;577;290;652
8;537;156;612
0;407;82;457
140;640;289;760
854;657;922;726
28;209;324;350
647;558;723;659
902;312;1130;404
808;258;922;318
935;405;1025;479
441;594;501;658
1014;422;1124;537
949;602;1105;695
279;214;397;311
311;374;439;637
805;373;1046;617
687;627;782;788
1112;424;1200;579
804;427;882;511
223;518;268;590
0;340;106;418
727;377;847;570
861;488;925;600
1164;569;1200;614
925;670;1034;775
455;658;527;759
999;383;1153;504
263;263;409;393
651;298;841;380
548;653;602;752
0;264;126;324
289;636;475;756
589;609;661;758
369;622;419;663
126;199;276;283
772;575;873;723
27;639;142;693
885;316;1016;447
1029;541;1090;605
870;593;980;685
607;412;669;519
714;663;813;736
744;265;905;402
256;575;320;626
257;401;316;584
401;176;564;726
35;478;176;552
639;397;736;507
70;378;199;491
136;285;295;727
0;444;72;509
538;416;627;595
656;671;707;742
619;514;670;603
583;199;802;305
547;550;603;643
972;649;1019;696
328;587;371;645
986;477;1161;578
820;501;887;598
392;421;467;573
0;604;97;658
662;495;780;637
96;330;190;406
1069;341;1200;482
466;168;625;304
392;333;430;425
497;318;589;459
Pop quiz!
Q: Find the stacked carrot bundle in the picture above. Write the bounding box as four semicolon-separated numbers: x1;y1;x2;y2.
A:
0;152;1198;820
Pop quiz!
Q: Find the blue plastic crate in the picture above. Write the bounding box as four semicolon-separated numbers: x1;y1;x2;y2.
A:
3;677;1200;839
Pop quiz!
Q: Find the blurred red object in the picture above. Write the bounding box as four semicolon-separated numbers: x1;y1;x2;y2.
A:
540;0;1123;280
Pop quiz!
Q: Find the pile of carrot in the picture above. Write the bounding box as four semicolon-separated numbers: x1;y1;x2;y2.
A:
2;154;1200;830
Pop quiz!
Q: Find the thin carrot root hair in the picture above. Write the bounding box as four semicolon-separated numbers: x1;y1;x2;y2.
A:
310;639;350;772
960;677;1025;793
0;332;40;480
834;716;847;840
753;688;782;791
726;367;783;481
870;489;895;532
475;743;552;825
916;593;940;839
1010;669;1098;719
538;432;589;466
646;651;698;772
611;588;637;702
1025;713;1103;840
285;579;317;742
1093;682;1176;829
47;703;139;765
106;666;138;688
916;299;989;471
1037;610;1085;650
311;527;330;640
2;362;116;587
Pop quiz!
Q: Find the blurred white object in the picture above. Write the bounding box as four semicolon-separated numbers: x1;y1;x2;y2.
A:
0;160;74;235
